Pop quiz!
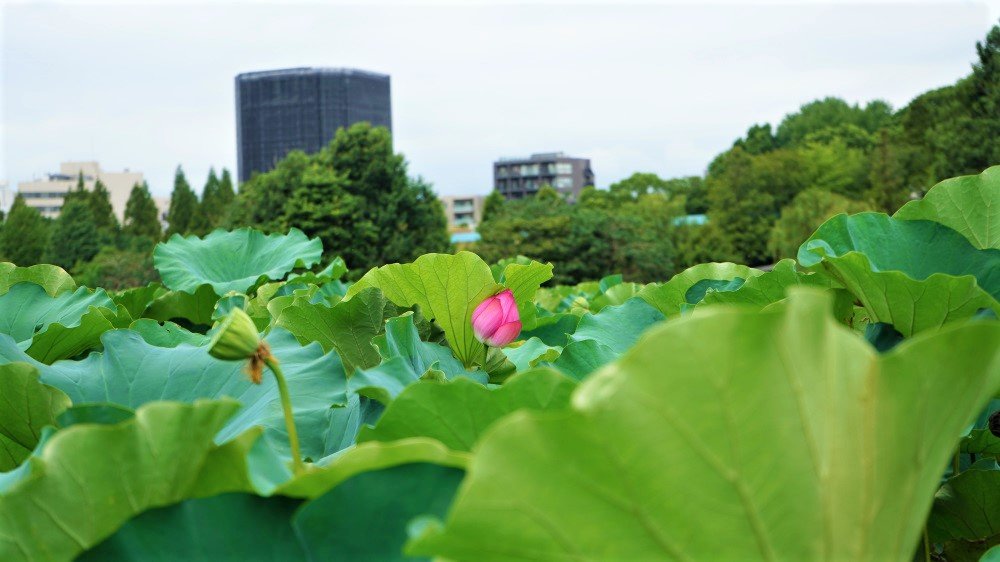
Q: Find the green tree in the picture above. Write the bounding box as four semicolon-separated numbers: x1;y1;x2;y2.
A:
230;123;449;273
0;196;49;266
775;97;893;147
124;182;163;242
482;190;506;221
88;179;119;236
166;166;198;236
190;168;221;235
767;188;871;260
216;168;236;212
477;191;680;283
608;172;671;200
47;195;99;270
74;246;159;290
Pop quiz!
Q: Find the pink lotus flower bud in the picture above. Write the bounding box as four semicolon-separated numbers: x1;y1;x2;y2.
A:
471;289;522;347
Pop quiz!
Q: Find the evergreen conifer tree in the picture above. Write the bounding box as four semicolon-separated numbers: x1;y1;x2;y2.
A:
89;178;119;234
0;196;49;266
47;195;99;270
166;166;197;236
124;182;163;242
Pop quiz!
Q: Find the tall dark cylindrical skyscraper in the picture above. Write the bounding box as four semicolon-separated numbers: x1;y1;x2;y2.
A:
235;67;392;183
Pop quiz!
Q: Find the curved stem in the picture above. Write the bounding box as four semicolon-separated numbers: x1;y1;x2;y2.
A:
264;356;305;475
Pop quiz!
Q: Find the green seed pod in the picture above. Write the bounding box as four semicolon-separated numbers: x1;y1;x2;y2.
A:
208;308;261;362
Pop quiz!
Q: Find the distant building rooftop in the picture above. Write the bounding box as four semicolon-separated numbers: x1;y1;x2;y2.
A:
235;67;389;81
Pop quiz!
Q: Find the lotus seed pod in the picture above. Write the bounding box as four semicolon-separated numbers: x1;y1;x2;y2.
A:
208;308;261;361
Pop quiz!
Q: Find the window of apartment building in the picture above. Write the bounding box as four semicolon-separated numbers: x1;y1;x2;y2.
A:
553;177;573;189
520;164;539;176
555;163;573;175
497;166;508;178
19;192;68;199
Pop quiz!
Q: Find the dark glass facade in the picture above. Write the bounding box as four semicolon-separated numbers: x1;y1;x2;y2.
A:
235;67;392;183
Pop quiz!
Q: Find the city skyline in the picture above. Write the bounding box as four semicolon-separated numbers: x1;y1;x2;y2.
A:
1;2;993;198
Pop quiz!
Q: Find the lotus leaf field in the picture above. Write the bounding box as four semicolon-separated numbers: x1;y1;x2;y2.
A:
0;167;999;562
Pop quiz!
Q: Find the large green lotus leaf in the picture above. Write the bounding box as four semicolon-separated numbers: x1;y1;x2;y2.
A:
546;339;618;381
568;297;664;354
495;260;554;331
409;289;1000;562
358;369;575;452
961;429;1000;456
275;287;398;373
79;493;307;562
929;462;1000;543
590;282;643;312
153;228;323;295
519;312;579;347
501;337;562;371
798;213;1000;335
112;283;165;319
129;318;209;347
81;443;467;562
276;438;469;498
0;434;28;472
349;314;486;403
0;363;70;467
701;259;835;307
0;283;121;363
19;328;350;461
638;262;764;316
895;165;1000;250
0;262;75;296
0;400;262;562
346;252;502;367
142;283;218;328
293;463;465;562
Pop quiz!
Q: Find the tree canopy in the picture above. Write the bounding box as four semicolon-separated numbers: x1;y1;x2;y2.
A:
230;123;450;274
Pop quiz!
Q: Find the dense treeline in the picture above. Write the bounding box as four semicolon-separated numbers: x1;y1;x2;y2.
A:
0;167;236;289
228;123;450;272
0;123;450;286
2;24;997;287
478;22;1000;279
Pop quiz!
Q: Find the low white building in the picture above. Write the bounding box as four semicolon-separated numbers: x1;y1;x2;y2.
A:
17;161;143;221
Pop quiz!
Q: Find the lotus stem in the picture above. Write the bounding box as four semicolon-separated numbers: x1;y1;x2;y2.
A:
264;356;305;475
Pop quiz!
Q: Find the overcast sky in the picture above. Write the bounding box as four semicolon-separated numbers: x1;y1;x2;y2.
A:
1;1;996;198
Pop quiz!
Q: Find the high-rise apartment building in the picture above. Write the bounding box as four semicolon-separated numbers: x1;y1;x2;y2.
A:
493;152;594;201
235;67;392;183
17;161;143;220
440;195;485;229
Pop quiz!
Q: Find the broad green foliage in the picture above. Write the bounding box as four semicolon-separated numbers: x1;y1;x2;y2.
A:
639;262;763;316
80;494;308;561
1;161;999;561
350;315;487;403
359;370;576;451
154;228;323;295
0;363;70;470
799;213;1000;335
569;297;664;353
701;259;835;307
349;252;500;367
0;400;260;562
0;284;121;362
0;263;75;296
410;290;1000;562
895;165;1000;249
276;287;397;372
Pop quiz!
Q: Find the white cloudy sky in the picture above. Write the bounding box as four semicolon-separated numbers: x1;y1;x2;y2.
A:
1;1;996;197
